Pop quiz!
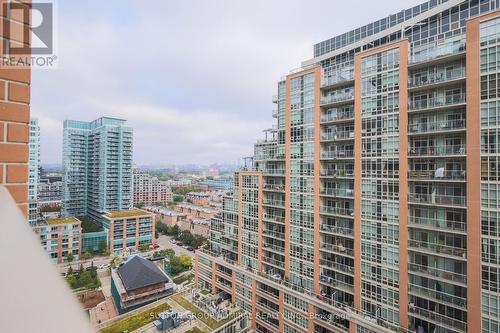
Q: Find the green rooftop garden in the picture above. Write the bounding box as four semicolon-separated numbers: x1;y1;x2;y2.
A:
107;209;150;218
170;294;243;331
47;217;80;225
99;302;170;333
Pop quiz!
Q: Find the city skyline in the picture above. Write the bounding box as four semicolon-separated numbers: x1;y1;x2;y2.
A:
31;0;424;165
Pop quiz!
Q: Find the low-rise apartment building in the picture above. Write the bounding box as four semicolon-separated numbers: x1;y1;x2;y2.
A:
178;218;210;237
143;206;188;227
133;169;172;206
175;203;218;220
101;209;155;255
32;217;81;264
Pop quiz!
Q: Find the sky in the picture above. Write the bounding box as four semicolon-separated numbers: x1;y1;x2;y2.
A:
32;0;424;166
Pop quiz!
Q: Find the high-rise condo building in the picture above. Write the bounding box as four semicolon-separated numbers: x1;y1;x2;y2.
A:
28;118;40;225
133;168;173;206
62;117;133;220
195;1;500;333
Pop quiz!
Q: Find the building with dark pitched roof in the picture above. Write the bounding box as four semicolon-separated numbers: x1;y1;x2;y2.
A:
111;255;174;314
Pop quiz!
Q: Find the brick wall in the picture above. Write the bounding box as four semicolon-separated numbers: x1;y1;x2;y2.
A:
0;0;31;216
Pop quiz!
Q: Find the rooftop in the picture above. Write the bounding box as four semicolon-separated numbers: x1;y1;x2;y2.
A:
117;255;169;292
47;217;80;225
105;209;151;218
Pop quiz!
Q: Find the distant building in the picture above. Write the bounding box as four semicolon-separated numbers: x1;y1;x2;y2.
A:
198;177;233;190
175;203;218;220
178;218;210;237
186;191;226;207
101;209;155;255
133;169;172;206
38;178;63;202
111;255;174;314
32;217;81;264
62;117;133;220
28;118;40;225
143;206;187;227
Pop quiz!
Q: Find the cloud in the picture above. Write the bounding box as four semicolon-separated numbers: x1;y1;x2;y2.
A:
31;0;424;165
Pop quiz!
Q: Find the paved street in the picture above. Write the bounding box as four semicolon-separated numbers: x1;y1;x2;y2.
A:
156;235;195;258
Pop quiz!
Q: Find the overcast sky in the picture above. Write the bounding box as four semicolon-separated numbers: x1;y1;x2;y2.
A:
32;0;423;166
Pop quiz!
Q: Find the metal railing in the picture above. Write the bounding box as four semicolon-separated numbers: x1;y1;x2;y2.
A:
408;119;465;133
408;144;465;157
320;206;354;217
408;68;465;87
320;188;354;198
321;150;354;159
408;170;466;180
320;111;355;123
408;239;467;258
408;262;466;284
321;131;355;140
408;193;466;207
408;216;466;233
409;93;466;111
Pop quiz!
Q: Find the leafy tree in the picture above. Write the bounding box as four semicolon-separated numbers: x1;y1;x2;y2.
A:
179;230;194;245
81;251;93;261
67;266;73;275
139;244;149;252
178;253;192;267
137;202;145;208
98;240;108;254
173;194;184;203
66;252;74;263
156;221;168;235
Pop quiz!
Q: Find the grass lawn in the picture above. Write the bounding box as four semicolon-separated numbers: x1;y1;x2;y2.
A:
170;294;242;330
173;272;194;284
184;328;203;333
99;302;170;333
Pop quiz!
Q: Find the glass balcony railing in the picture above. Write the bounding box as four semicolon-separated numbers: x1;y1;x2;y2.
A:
408;239;467;258
320;111;355;123
409;283;466;309
408;68;466;88
409;93;466;111
320;90;354;106
262;184;285;191
408;216;466;233
408;145;465;157
408;170;466;180
262;229;285;239
319;242;354;256
320;224;354;237
321;131;355;141
320;188;354;198
409;307;467;332
408;262;466;284
409;38;466;64
408;119;465;134
319;258;354;275
320;169;354;177
262;214;285;223
321;150;354;159
408;193;466;207
322;66;355;87
320;206;354;217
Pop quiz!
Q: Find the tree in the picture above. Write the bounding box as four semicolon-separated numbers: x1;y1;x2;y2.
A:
137;202;145;208
156;221;168;235
139;244;149;252
179;230;194;245
173;194;183;203
178;253;192;268
172;225;180;238
67;266;73;276
98;240;108;254
66;252;74;263
81;251;93;261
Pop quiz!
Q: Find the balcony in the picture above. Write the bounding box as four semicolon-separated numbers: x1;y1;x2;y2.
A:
408;68;466;90
320;111;354;124
262;184;285;192
319;242;354;257
262;256;285;269
320;169;354;178
320;188;354;199
408;145;465;157
408;170;466;182
321;131;355;141
409;38;466;65
319;258;354;275
320;90;354;107
321;66;354;89
320;224;354;238
262;242;285;254
408;216;466;234
408;93;466;112
408;239;466;259
262;169;285;176
262;214;285;224
408;263;466;285
320;206;354;218
319;275;354;293
409;307;466;333
408;119;465;135
409;283;466;309
408;193;466;208
262;199;285;208
321;150;354;159
262;229;285;240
